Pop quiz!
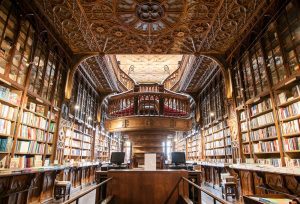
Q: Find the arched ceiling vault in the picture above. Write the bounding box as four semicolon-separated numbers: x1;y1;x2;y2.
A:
32;0;277;95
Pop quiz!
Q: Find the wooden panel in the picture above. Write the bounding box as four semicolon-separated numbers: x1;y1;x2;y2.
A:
107;170;188;204
240;170;254;196
105;116;192;132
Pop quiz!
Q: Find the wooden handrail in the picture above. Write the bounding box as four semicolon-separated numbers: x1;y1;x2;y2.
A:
181;177;231;204
109;91;190;100
62;177;113;204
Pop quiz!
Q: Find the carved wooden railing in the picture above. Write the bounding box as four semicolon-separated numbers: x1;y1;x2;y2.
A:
106;91;192;119
163;55;190;91
118;70;135;91
107;56;135;91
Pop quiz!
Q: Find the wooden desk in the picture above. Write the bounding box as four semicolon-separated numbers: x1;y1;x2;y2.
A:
97;169;188;204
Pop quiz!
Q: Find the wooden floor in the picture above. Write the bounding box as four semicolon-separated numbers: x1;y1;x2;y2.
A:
52;183;242;204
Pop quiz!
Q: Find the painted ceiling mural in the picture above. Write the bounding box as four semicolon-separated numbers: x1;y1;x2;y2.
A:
33;0;274;92
116;55;183;83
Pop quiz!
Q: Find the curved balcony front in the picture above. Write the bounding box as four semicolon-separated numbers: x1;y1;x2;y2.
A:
104;90;193;132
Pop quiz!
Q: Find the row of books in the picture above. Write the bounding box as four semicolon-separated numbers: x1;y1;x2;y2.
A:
250;98;272;116
16;140;45;154
277;84;300;105
0;85;21;105
0;137;12;152
214;140;224;148
225;138;231;146
0;119;12;135
285;157;300;167
241;121;248;132
281;119;300;135
240;111;246;121
212;122;223;132
242;133;248;142
278;101;300;119
83;135;91;143
252;140;279;153
18;125;49;141
10;156;50;169
49;122;56;132
0;103;17;120
243;144;250;154
22;112;48;130
226;147;232;155
64;148;81;156
250;126;277;141
203;127;213;135
250;112;274;129
26;102;46;115
82;150;91;156
205;143;214;149
206;148;225;156
256;158;282;167
283;137;300;151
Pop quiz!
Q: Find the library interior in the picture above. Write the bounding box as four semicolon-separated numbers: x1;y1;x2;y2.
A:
0;0;300;204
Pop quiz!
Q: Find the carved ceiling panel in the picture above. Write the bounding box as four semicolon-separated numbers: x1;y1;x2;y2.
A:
33;0;271;54
179;55;219;93
116;55;183;83
80;56;119;93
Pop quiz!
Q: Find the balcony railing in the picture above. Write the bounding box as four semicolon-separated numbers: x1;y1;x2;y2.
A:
106;91;193;119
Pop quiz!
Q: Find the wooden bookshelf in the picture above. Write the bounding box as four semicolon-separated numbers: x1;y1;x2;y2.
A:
199;70;233;164
0;0;69;169
231;0;300;168
62;69;98;162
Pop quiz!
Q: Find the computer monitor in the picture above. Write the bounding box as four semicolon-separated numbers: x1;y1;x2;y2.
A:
171;152;186;165
111;152;125;165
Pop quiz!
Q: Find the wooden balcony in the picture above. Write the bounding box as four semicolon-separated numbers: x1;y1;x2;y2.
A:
104;85;194;132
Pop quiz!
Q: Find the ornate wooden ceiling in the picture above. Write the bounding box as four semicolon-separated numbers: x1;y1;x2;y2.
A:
34;0;270;55
116;55;183;83
80;56;119;93
33;0;276;94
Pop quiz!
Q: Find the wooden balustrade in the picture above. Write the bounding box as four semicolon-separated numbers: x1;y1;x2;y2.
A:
106;92;191;119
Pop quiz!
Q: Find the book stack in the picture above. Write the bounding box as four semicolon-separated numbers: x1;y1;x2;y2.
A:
250;126;276;141
19;125;46;140
82;142;91;149
241;121;248;132
278;101;300;119
0;119;11;135
256;158;281;167
0;103;17;120
285;157;300;167
243;144;250;154
49;122;55;132
16;140;45;154
82;150;91;156
253;140;279;153
214;140;224;148
46;145;52;154
277;84;300;105
0;85;21;105
242;133;248;142
226;147;232;155
47;132;53;143
250;112;274;129
22;112;48;130
240;111;246;121
283;137;300;151
281;119;300;135
251;98;272;116
0;137;12;152
83;135;91;143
